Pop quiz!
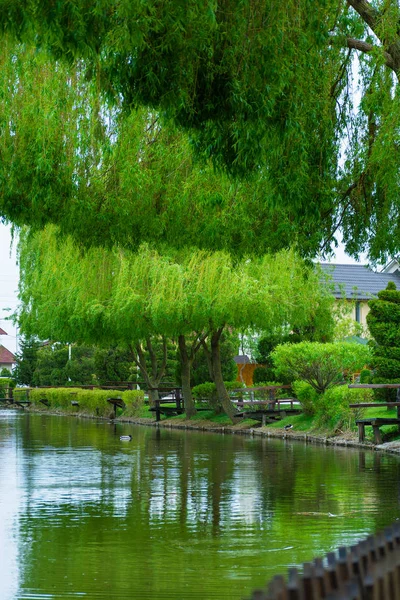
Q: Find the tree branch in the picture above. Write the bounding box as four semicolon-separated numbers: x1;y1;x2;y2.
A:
346;37;396;70
347;0;380;36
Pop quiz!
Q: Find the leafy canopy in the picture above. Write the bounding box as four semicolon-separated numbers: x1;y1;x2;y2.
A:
18;226;332;350
2;2;400;260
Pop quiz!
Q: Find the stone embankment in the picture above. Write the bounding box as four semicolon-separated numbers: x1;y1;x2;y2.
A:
118;414;400;455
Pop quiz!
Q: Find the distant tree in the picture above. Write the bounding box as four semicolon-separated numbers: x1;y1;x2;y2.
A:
13;336;41;386
93;346;133;385
32;343;96;386
367;281;400;400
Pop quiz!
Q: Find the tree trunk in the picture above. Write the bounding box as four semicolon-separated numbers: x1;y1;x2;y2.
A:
210;329;238;423
148;386;160;407
133;340;166;408
178;335;197;419
201;339;223;413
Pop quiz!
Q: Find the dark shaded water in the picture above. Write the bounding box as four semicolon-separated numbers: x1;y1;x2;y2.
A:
0;411;400;599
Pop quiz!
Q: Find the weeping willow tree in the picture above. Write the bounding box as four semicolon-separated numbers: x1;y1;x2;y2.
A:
18;228;176;406
2;2;400;262
18;226;334;421
0;39;335;258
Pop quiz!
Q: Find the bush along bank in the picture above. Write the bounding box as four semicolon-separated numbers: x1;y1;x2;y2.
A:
17;387;144;419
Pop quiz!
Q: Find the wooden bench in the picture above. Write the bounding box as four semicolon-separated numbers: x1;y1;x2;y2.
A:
349;399;400;443
149;405;185;421
107;397;126;418
355;417;400;444
14;400;31;409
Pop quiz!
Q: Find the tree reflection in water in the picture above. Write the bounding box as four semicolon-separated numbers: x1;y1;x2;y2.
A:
0;412;399;599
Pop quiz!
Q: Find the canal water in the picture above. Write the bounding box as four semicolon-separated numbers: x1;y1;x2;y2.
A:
1;411;400;600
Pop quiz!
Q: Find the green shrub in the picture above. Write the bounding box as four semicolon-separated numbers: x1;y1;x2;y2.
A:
292;381;319;415
192;382;217;401
314;386;371;432
122;390;145;416
272;341;371;394
0;377;16;398
253;366;276;384
29;387;144;418
366;319;400;347
359;369;372;384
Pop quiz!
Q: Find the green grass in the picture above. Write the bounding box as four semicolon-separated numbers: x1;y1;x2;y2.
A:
268;413;314;431
125;401;400;443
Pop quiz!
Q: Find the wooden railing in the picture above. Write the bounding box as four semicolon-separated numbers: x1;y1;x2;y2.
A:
249;522;400;599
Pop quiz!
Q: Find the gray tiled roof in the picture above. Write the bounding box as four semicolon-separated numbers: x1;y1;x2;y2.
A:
320;263;400;300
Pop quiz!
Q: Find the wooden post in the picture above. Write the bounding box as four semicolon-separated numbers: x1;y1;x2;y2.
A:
372;425;383;445
358;422;365;442
155;400;161;422
397;391;400;433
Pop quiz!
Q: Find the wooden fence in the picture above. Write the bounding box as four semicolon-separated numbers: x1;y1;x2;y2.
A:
249;522;400;600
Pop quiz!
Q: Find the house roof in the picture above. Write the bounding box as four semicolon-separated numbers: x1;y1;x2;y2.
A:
320;263;400;300
0;327;7;335
234;355;251;364
0;345;16;364
381;258;400;274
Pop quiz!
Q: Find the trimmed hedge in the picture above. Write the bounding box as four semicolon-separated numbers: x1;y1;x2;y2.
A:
26;387;144;418
368;299;400;323
367;282;400;401
365;319;400;347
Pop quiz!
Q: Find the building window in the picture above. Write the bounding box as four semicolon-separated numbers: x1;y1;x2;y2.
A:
355;301;361;323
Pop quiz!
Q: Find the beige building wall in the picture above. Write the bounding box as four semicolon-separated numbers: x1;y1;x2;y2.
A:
355;300;370;326
334;299;371;336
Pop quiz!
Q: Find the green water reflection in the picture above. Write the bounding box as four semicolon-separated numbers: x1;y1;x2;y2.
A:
0;411;400;599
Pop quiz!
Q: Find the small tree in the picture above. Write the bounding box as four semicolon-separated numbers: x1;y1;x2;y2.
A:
272;341;371;395
367;281;400;400
13;336;41;386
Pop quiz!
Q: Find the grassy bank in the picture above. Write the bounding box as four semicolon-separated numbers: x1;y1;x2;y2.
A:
15;387;145;419
14;387;400;447
134;403;400;446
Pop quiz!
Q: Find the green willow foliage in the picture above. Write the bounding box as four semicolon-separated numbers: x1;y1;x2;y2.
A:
0;40;331;257
17;225;333;347
1;1;400;260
